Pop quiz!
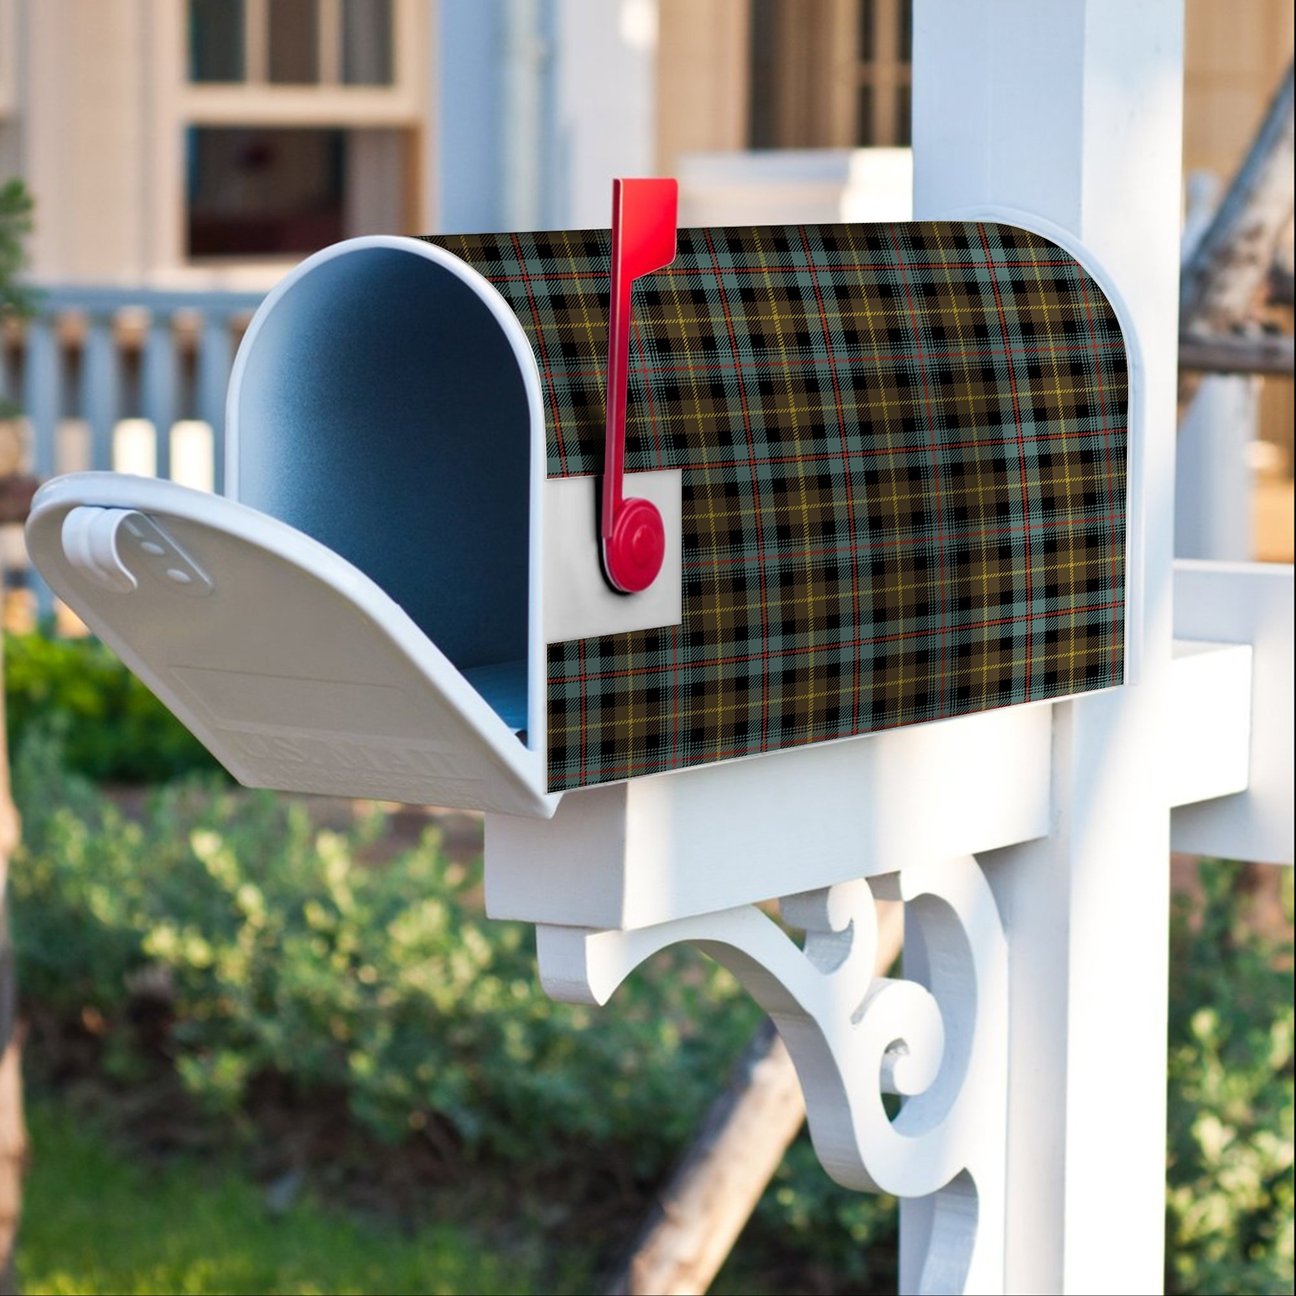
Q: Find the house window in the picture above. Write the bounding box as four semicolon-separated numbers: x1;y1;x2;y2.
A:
748;0;912;148
187;0;394;87
186;125;411;259
342;0;394;85
269;0;320;85
173;0;419;264
190;0;247;82
187;127;344;256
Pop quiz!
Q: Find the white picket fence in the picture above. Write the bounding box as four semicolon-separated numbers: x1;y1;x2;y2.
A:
0;285;264;616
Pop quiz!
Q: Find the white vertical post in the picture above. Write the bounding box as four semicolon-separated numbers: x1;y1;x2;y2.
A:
23;320;60;482
434;0;510;232
197;314;233;496
142;314;177;481
502;0;548;231
24;318;61;621
81;317;120;474
1175;376;1258;560
912;4;1183;1293
551;0;658;227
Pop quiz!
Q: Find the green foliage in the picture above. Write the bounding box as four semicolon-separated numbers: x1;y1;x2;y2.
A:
10;727;758;1170
1166;861;1294;1296
4;631;222;783
0;176;36;418
0;177;34;315
720;1137;898;1294
19;1101;549;1295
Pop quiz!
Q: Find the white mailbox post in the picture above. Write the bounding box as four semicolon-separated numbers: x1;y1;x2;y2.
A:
22;3;1295;1294
505;5;1294;1292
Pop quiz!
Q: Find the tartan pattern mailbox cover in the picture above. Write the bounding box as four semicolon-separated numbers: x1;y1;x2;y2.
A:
429;222;1130;793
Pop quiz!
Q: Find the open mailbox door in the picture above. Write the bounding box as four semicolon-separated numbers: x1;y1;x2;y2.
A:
27;473;555;818
29;235;557;817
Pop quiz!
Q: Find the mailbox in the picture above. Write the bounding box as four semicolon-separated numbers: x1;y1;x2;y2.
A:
27;190;1130;818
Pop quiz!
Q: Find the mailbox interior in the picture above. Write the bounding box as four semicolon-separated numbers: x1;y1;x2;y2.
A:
228;239;543;741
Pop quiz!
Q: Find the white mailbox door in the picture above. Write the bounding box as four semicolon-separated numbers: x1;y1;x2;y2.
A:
27;473;556;819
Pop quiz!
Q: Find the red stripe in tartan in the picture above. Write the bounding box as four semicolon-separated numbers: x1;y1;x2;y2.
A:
508;231;570;474
576;635;588;786
798;224;864;730
549;597;1127;685
977;222;1035;697
631;310;665;464
475;256;1097;285
703;226;772;750
542;339;1128;384
671;620;681;769
629;424;1128;473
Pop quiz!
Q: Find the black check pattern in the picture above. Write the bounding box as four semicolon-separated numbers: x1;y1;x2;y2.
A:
426;222;1129;791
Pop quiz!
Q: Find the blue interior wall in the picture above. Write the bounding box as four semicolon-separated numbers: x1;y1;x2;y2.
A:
234;248;532;675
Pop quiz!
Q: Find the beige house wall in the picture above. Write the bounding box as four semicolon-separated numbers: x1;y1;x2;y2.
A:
1183;0;1293;177
0;0;18;179
656;0;750;178
23;0;153;283
1184;0;1294;521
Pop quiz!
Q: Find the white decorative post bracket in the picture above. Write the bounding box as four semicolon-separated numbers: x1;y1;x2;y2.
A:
536;859;1008;1294
481;549;1291;1296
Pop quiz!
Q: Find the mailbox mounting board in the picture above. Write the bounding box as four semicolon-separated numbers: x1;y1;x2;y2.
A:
428;221;1130;793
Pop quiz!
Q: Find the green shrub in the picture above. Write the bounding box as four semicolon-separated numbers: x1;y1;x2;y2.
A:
11;726;759;1170
1166;861;1294;1295
4;630;221;783
724;1137;897;1294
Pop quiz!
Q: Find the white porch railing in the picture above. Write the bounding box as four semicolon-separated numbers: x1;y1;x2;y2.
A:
1;284;264;618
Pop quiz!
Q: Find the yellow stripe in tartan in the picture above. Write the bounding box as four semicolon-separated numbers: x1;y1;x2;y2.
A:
755;231;823;711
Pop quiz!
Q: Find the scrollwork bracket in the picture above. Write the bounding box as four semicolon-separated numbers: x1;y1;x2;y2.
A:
535;855;1007;1295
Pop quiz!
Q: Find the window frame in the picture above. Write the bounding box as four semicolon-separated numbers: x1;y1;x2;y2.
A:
747;0;913;150
182;0;421;123
152;0;426;278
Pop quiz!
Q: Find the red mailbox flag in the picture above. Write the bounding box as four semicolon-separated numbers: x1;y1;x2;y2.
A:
602;178;678;593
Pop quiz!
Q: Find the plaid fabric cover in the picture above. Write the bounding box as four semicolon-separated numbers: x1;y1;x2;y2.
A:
426;223;1129;792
